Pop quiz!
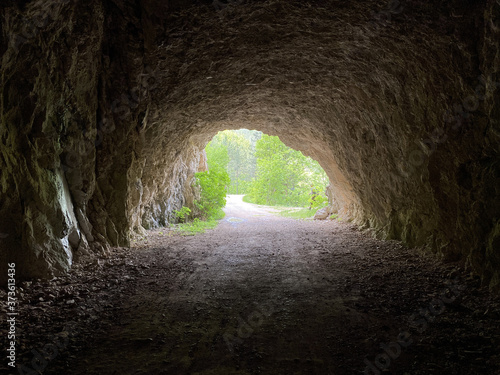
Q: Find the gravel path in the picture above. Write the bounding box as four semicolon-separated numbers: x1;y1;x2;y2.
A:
3;196;500;375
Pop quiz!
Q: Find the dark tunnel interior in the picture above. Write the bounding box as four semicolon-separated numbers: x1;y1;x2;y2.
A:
1;0;500;374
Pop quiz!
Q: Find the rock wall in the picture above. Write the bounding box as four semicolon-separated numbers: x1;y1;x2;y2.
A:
0;0;499;288
0;1;105;282
0;0;203;283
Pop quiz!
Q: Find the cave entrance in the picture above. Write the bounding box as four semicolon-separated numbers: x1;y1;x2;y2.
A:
201;129;331;223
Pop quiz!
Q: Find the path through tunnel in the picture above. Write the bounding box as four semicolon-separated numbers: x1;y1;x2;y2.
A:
5;195;500;375
0;0;500;373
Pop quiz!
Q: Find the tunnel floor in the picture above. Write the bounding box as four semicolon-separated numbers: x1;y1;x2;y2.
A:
5;197;500;375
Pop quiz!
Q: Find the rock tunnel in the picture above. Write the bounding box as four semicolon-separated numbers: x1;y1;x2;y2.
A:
0;0;499;288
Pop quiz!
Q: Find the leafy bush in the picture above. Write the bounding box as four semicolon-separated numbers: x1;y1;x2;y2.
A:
206;130;260;194
205;131;329;209
194;164;230;220
279;208;316;219
173;206;191;223
242;195;253;203
246;135;329;207
308;187;328;210
176;217;220;235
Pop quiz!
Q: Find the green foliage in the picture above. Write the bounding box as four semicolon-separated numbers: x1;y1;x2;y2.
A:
205;139;229;171
173;206;191;223
194;163;230;220
278;208;317;219
169;135;230;235
206;130;261;194
242;194;253;204
174;218;219;236
308;189;328;210
167;143;230;234
202;130;329;221
246;135;329;207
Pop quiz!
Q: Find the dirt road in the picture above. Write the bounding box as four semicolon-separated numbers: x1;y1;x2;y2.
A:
222;194;292;222
7;196;500;375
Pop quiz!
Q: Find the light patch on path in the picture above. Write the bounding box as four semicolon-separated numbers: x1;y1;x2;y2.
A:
223;194;292;224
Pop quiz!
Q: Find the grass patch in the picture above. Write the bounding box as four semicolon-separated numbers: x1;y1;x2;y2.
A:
173;211;227;235
173;218;220;235
170;206;225;236
278;208;316;219
242;195;253;203
278;209;338;220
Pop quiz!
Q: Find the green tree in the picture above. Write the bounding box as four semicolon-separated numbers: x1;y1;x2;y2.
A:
207;130;256;194
193;138;231;221
206;139;229;171
247;135;329;207
204;130;329;210
194;163;230;220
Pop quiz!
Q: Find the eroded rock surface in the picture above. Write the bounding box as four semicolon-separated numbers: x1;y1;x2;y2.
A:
0;0;499;287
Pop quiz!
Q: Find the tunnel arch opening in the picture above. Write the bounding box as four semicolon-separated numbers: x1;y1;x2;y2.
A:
201;128;332;214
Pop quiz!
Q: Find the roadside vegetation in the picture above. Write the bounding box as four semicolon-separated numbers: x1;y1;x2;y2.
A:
172;129;330;234
278;209;338;220
244;133;329;208
209;130;330;208
172;137;230;235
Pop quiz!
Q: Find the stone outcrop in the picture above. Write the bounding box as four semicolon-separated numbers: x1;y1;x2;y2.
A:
313;208;330;221
0;0;499;288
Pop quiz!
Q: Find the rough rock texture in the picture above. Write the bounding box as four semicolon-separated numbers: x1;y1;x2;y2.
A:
0;0;499;288
313;207;330;220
